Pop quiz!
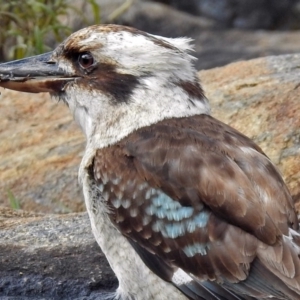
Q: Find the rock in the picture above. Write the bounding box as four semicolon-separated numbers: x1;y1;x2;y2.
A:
0;92;84;213
1;54;300;298
0;209;117;299
191;29;300;70
153;0;298;29
114;0;216;36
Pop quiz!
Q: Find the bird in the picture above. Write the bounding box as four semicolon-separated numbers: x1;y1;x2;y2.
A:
0;24;300;300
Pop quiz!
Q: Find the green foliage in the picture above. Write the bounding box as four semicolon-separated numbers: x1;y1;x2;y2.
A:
7;190;21;210
87;0;101;24
0;0;101;60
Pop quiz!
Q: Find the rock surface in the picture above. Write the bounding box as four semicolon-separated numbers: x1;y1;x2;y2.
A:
1;54;300;298
0;92;84;213
154;0;299;29
0;209;117;299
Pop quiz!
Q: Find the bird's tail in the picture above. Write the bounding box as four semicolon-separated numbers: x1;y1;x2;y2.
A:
221;229;300;300
179;278;255;300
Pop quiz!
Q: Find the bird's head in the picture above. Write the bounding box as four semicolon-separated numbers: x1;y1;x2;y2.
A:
0;25;210;148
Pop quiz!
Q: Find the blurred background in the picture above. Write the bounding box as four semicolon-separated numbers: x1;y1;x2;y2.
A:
1;0;300;214
2;0;300;70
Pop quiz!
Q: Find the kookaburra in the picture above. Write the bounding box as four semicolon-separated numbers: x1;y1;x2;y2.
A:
0;24;300;300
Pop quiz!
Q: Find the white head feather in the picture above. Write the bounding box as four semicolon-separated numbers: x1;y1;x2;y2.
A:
52;25;210;149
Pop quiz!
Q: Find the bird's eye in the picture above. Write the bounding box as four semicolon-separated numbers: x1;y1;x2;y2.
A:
78;52;94;69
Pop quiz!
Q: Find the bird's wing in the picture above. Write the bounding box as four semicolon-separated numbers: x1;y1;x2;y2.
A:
91;114;299;299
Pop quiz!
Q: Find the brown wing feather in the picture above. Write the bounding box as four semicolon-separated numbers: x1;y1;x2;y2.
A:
91;114;300;298
124;115;297;240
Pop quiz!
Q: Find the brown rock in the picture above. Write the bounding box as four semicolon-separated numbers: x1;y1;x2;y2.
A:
0;92;84;213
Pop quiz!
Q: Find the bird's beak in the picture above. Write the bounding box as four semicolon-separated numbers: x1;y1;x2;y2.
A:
0;52;76;93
